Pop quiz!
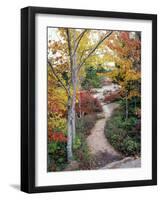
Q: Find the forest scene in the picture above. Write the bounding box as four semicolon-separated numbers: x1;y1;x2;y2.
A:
47;27;141;172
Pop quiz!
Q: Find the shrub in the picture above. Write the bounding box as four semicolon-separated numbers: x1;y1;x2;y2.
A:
104;91;121;103
48;132;67;142
48;112;67;133
82;78;101;90
76;91;102;116
73;135;82;150
81;66;102;90
74;115;97;170
105;108;141;156
48;131;67;171
121;137;140;155
73;134;92;170
76;114;97;136
118;97;141;119
74;114;97;169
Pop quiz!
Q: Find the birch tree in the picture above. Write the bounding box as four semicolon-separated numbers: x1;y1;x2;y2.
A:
48;28;113;161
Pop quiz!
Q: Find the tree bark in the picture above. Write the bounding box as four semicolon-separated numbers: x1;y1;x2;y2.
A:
67;97;73;162
71;69;77;142
70;31;77;142
66;73;77;162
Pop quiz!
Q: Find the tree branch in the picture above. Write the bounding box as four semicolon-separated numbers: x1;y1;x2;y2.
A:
48;61;69;96
79;47;94;62
78;31;113;71
72;30;87;56
65;29;73;69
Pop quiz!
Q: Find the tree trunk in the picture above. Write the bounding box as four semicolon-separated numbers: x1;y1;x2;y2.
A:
67;97;73;162
71;69;77;142
66;30;78;162
66;74;77;162
71;31;77;142
66;71;77;161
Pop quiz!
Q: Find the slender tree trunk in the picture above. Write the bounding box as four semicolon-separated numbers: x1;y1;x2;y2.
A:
71;69;77;142
67;97;73;162
66;70;77;161
66;30;78;161
66;74;77;161
71;31;77;142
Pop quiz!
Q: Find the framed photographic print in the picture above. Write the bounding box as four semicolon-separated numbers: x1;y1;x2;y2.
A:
21;6;157;193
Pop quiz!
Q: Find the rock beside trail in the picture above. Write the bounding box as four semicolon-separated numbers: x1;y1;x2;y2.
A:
101;157;141;169
91;151;122;169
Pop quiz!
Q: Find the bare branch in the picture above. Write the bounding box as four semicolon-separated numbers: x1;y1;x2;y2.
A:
78;31;113;71
48;60;69;96
75;30;85;42
65;29;73;69
72;30;87;56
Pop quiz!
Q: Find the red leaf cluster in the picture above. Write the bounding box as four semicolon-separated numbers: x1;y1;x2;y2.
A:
107;32;141;63
48;132;67;142
120;32;140;48
76;91;102;115
120;32;129;41
104;91;120;103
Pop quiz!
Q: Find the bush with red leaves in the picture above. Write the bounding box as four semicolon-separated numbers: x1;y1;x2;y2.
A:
48;132;67;143
76;91;102;115
104;91;121;103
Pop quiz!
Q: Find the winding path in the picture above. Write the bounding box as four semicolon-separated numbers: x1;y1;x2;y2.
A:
87;103;120;155
87;84;122;168
87;83;141;169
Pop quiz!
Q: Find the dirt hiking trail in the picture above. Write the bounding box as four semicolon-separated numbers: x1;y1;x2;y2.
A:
87;83;141;169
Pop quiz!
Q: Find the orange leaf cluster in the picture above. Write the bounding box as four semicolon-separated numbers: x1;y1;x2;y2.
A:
48;132;67;142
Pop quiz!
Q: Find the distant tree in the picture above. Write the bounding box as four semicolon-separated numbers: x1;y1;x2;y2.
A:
106;31;141;119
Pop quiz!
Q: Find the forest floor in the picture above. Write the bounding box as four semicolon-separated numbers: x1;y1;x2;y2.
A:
87;83;141;169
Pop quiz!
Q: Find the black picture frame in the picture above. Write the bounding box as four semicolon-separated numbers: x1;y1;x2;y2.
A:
21;6;157;193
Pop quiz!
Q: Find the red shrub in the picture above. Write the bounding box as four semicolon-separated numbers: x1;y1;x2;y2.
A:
104;91;120;103
76;91;102;115
48;132;67;142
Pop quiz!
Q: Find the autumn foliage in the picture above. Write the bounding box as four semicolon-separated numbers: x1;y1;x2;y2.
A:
48;132;67;142
76;91;103;115
104;91;121;103
47;28;141;171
